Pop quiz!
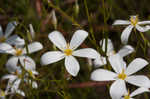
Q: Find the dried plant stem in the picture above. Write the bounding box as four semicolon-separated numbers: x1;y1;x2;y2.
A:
36;0;42;18
68;81;112;88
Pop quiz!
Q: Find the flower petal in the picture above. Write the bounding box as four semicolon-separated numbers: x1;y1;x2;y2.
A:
108;54;126;73
19;56;36;70
0;25;3;37
110;80;127;99
0;43;15;54
65;56;80;77
4;21;17;38
93;56;107;67
135;25;150;32
23;42;43;54
125;58;148;75
41;51;65;65
121;25;133;44
16;90;25;96
6;57;20;73
130;87;149;97
126;75;150;88
70;30;88;50
48;31;67;50
4;75;18;91
100;38;114;54
2;74;17;80
118;45;134;57
138;21;150;25
25;80;38;89
91;69;117;81
113;20;130;25
32;70;39;75
11;79;21;92
6;35;25;46
31;81;38;88
73;48;99;59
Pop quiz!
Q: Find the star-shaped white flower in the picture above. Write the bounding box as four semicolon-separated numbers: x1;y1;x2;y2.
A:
91;54;150;99
94;39;134;67
113;15;150;44
41;30;99;76
2;67;38;97
0;42;43;73
0;21;24;46
121;87;149;99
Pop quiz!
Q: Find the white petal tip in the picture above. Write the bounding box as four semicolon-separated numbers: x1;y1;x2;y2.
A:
76;30;88;36
48;31;60;39
34;42;43;50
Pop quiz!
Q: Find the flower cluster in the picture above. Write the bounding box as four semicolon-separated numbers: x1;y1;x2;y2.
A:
91;16;150;99
0;22;43;98
0;15;150;99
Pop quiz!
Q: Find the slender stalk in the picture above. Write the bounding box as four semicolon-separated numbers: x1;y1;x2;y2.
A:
68;81;112;88
83;0;96;44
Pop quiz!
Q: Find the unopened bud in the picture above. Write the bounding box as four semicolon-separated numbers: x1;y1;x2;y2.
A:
50;10;57;29
75;0;79;17
27;24;35;42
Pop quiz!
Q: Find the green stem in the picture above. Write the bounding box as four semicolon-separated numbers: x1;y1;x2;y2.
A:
83;0;96;44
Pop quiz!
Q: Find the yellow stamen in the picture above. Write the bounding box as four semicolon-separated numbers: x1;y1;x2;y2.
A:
15;49;23;56
64;43;73;56
28;70;35;79
64;49;73;56
0;36;6;42
130;15;139;26
124;89;130;99
118;69;127;80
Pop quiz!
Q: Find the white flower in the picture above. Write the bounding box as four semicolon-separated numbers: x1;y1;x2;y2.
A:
0;21;25;46
2;69;24;96
121;87;149;99
91;54;150;99
113;15;150;44
2;68;38;97
0;42;43;73
94;39;134;67
41;30;99;76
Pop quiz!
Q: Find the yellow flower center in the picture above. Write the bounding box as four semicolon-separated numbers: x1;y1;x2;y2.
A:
64;49;73;56
28;70;35;79
0;36;6;43
124;90;130;99
118;69;127;80
124;95;130;99
64;43;73;56
15;49;23;56
0;90;5;97
130;15;138;26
